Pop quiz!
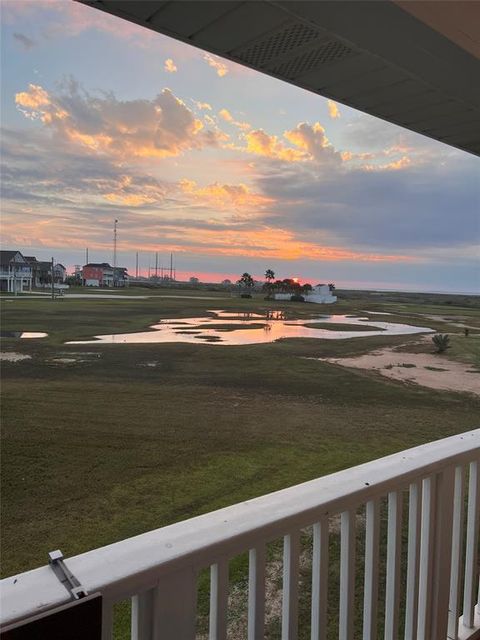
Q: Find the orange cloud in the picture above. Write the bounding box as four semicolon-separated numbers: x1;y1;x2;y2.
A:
116;225;417;264
327;100;341;119
242;129;305;162
15;84;50;109
219;108;233;122
15;84;221;161
283;122;340;165
178;179;274;210
203;53;228;77
164;58;177;73
363;156;412;171
219;108;251;131
99;174;168;206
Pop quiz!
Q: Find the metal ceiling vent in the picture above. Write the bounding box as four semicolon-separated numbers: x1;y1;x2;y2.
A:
272;40;356;80
234;21;321;68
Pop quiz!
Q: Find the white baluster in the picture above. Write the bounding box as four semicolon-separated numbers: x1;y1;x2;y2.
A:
248;546;266;640
363;499;380;640
385;491;403;640
417;476;435;640
339;510;355;640
404;481;421;640
311;520;329;640
209;560;228;640
282;531;300;640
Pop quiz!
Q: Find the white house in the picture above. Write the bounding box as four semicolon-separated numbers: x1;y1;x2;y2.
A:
0;251;32;293
307;284;337;304
274;283;337;304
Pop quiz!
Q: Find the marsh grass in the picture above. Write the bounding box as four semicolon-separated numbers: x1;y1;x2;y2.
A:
1;290;479;638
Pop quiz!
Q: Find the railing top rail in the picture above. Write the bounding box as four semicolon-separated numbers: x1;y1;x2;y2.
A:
1;429;479;626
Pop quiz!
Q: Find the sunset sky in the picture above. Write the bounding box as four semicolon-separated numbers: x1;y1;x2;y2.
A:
1;0;479;292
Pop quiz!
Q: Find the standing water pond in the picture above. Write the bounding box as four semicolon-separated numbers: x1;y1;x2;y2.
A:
67;310;434;345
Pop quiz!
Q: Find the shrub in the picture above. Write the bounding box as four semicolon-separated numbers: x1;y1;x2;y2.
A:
432;334;450;353
240;293;252;299
290;294;305;302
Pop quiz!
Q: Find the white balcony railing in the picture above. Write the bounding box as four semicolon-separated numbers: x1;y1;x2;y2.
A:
1;430;479;639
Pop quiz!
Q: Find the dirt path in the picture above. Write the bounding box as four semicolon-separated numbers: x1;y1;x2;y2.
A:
316;346;479;396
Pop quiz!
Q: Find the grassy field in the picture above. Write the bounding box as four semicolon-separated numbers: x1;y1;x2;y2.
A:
1;289;479;636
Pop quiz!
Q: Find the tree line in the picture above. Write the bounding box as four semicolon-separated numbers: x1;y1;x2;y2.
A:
237;270;335;299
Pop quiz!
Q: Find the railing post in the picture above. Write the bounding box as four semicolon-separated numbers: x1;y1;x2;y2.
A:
102;600;114;640
153;566;197;640
463;461;480;629
447;466;465;640
430;466;455;640
417;467;455;640
132;589;154;640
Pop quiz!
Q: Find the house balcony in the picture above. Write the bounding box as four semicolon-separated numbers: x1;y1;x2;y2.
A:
1;430;479;639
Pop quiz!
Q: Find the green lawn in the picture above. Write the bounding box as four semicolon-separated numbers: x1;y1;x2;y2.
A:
1;290;479;637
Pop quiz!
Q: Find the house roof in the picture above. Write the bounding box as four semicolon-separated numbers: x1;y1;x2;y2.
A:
0;250;25;266
83;262;113;268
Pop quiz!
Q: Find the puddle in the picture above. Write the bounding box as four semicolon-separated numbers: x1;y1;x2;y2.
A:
67;310;434;346
0;352;31;362
1;331;47;339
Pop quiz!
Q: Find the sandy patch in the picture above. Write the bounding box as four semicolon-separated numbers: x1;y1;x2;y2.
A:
0;352;31;362
51;358;77;364
314;348;479;396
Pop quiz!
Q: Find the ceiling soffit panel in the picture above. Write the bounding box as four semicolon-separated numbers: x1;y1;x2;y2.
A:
148;2;242;39
191;2;289;51
277;1;480;107
76;0;480;156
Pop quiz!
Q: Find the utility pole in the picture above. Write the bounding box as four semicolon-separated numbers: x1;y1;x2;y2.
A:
170;253;173;280
155;252;158;279
86;248;89;264
113;219;118;287
135;252;139;279
51;257;55;301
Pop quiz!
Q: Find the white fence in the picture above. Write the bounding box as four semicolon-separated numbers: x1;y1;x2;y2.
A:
1;430;479;639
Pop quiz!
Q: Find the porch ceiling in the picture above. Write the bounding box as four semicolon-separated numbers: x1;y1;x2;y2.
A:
76;0;480;157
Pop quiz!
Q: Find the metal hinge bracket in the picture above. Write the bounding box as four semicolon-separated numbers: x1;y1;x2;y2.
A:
48;549;88;600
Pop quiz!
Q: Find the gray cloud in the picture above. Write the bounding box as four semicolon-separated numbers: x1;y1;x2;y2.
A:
13;32;36;50
255;154;480;252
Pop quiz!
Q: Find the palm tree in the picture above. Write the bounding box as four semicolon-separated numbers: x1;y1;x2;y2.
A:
432;334;450;353
264;269;275;299
265;269;275;283
237;272;254;291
